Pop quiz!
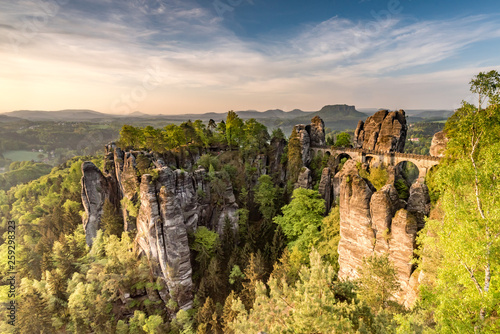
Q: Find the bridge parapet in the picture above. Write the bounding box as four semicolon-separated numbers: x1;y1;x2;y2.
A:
312;145;442;163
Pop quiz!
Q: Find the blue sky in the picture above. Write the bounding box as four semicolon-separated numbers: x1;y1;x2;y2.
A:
1;0;499;114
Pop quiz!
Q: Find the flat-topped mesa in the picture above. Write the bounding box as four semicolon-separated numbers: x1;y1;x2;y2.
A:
354;109;407;153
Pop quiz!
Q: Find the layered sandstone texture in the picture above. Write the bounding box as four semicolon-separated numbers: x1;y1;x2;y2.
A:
291;116;326;168
353;109;407;152
81;144;239;310
337;160;427;306
429;131;448;157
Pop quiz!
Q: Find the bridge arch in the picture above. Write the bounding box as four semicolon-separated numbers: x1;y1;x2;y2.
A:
310;146;441;182
395;160;419;185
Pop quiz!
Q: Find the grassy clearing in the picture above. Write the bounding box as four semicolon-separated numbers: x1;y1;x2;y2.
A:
3;150;46;161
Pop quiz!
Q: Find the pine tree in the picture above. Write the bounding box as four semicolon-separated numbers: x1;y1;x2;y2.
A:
100;198;124;238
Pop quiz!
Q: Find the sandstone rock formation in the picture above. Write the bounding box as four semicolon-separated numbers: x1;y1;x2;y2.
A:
293;124;312;166
295;167;312;190
354;109;407;152
268;136;287;184
429;131;448;157
337;160;424;306
81;145;239;310
337;160;375;278
318;167;333;214
407;182;431;230
291;116;326;167
81;161;120;246
310;116;326;146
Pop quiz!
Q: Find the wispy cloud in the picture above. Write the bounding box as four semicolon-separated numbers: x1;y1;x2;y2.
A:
0;1;499;113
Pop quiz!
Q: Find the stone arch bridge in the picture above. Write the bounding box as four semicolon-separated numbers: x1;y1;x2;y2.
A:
311;146;441;180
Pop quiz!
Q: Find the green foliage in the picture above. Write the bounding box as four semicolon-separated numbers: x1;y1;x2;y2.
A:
254;175;281;222
469;70;500;108
334;132;351;147
287;127;303;182
358;165;389;191
273;188;325;255
197;154;220;171
394;179;409;199
416;72;500;333
121;197;140;218
229;250;391;333
357;254;401;313
226;111;244;149
229;265;245;285
315;207;341;270
101;198;124;238
240;118;269;158
0;161;52;190
271;128;285;141
191;227;220;272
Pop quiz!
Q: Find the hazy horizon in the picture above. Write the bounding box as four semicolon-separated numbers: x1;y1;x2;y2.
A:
1;0;499;115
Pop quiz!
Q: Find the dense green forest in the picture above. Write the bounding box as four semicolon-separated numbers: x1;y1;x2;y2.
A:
0;71;499;333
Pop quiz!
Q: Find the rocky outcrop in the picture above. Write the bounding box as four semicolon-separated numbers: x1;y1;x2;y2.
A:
81;162;120;246
407;182;431;230
135;173;193;309
318;167;333;214
430;131;448;157
389;209;418;300
291;116;327;168
337;160;424;306
337;160;375;279
81;146;239;310
310;116;326;146
293;124;311;166
353;109;407;152
295;167;312;190
268;137;287;184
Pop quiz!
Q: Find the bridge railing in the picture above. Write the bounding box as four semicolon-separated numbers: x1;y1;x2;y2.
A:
312;145;441;162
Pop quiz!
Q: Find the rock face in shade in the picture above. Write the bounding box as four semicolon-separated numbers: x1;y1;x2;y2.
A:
337;160;425;306
407;182;431;230
291;116;327;168
81;162;120;247
81;145;239;310
353;109;407;153
318;167;333;214
295;167;312;190
310;116;326;146
268;137;287;185
293;124;312;166
429;131;448;157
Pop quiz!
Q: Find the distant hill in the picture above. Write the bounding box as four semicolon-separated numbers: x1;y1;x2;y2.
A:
3;109;113;121
1;105;453;135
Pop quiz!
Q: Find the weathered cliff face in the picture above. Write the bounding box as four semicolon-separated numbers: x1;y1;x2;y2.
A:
295;167;312;190
268;137;287;184
337;160;424;306
81;145;239;310
429;131;448;157
310;116;326;146
337;160;375;278
291;116;327;170
81;161;120;246
294;124;312;166
353;109;407;152
318;167;333;214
